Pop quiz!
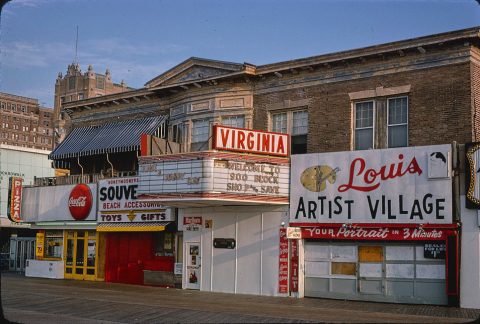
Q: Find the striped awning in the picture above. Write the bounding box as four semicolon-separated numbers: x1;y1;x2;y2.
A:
96;221;170;232
49;115;167;160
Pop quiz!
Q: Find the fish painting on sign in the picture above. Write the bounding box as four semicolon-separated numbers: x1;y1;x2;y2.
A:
428;150;449;179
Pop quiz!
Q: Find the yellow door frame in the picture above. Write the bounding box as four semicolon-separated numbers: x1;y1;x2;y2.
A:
64;230;98;281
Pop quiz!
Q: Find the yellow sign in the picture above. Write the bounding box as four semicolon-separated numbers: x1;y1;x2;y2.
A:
36;232;45;258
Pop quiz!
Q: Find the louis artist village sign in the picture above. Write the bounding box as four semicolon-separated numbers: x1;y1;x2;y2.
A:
290;145;452;224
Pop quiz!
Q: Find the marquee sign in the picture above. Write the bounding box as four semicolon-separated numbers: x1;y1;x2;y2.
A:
98;177;172;223
290;144;452;224
7;177;23;223
212;125;290;157
138;155;289;200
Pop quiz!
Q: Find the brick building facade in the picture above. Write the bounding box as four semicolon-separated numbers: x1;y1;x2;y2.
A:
0;92;55;151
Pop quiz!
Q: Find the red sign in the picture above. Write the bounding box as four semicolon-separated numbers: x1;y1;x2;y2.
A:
290;239;299;293
301;226;448;241
8;177;23;223
212;125;290;157
68;184;93;221
278;228;289;293
338;154;423;193
184;216;202;225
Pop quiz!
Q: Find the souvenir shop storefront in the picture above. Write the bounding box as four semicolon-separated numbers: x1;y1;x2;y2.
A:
289;144;460;306
21;178;178;286
96;177;177;286
138;126;291;296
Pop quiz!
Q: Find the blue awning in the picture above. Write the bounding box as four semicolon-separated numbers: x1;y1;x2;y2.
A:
49;115;167;160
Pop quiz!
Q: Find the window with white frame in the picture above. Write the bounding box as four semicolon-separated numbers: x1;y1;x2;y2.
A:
191;119;210;152
387;97;408;148
221;115;245;128
270;109;308;154
272;113;287;134
353;96;408;150
354;101;374;150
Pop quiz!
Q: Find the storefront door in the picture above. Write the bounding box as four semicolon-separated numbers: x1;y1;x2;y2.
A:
185;242;201;289
64;231;97;280
9;237;35;272
304;241;447;305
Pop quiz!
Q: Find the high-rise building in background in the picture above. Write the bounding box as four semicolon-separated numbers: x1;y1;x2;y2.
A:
0;92;55;151
53;63;133;144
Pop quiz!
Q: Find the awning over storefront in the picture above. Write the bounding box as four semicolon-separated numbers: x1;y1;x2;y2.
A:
96;221;170;232
49;115;167;160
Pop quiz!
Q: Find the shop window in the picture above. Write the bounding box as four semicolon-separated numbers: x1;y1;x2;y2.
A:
191;119;210;152
44;231;63;259
222;115;245;128
154;232;174;256
270;109;308;154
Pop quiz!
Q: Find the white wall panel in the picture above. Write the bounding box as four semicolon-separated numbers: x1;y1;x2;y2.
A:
211;212;236;293
416;264;445;279
386;264;414;278
305;243;329;261
331;245;357;261
236;213;262;295
359;263;382;278
386;246;414;261
460;196;480;309
305;261;329;277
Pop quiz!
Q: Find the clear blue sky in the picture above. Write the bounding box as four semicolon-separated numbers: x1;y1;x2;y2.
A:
1;0;479;108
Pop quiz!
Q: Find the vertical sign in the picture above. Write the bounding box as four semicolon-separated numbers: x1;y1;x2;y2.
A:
465;142;480;209
36;232;45;259
278;228;289;293
290;239;299;293
7;177;23;223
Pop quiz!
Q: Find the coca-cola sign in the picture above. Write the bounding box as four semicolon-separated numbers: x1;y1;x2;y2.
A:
290;145;452;224
69;184;93;220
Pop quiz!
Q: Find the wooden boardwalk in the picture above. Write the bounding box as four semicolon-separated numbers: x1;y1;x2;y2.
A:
1;272;479;323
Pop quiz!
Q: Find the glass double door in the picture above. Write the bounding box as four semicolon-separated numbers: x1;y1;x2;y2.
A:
9;237;35;272
65;231;97;280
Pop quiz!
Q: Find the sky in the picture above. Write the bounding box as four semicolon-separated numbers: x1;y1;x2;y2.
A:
0;0;479;108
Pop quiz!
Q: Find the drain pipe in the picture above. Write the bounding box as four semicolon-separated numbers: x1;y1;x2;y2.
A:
77;156;84;177
106;153;114;177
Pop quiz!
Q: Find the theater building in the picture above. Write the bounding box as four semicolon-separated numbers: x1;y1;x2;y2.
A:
137;126;290;295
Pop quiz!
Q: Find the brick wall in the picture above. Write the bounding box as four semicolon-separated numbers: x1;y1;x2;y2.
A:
471;60;480;142
253;62;472;153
